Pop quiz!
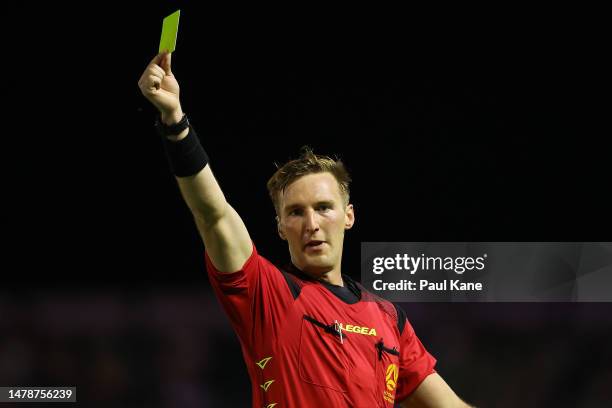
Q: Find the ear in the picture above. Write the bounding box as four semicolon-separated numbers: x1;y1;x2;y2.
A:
276;216;287;240
344;204;355;230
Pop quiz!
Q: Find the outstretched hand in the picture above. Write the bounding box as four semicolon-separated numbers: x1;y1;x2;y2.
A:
138;52;182;123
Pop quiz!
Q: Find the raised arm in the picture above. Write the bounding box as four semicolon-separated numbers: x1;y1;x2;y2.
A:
138;53;252;273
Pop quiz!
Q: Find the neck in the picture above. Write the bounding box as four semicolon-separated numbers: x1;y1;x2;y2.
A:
318;269;343;286
291;263;344;286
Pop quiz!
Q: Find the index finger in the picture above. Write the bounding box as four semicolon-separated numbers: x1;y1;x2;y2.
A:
148;53;164;68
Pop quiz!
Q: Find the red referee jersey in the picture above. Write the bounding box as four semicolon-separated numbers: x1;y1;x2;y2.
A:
205;244;436;407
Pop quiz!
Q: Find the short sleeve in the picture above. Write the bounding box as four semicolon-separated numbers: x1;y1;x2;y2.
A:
205;243;294;347
394;319;437;401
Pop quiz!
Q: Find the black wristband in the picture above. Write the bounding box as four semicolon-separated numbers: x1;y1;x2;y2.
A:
155;113;190;137
162;125;209;177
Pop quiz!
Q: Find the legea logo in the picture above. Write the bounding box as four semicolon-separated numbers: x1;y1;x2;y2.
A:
385;363;399;391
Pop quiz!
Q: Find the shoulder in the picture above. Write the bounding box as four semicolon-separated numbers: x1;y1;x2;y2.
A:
355;279;407;334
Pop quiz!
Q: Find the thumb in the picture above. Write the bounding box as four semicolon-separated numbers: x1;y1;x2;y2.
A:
160;52;172;75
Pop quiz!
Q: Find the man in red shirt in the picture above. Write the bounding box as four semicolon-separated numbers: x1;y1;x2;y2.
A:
139;52;473;407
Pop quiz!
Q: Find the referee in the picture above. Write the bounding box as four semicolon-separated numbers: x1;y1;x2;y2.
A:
138;52;474;407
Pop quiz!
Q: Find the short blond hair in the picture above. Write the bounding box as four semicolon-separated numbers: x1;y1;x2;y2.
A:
267;147;351;216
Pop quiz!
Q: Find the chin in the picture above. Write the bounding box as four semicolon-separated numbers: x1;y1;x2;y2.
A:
301;257;334;273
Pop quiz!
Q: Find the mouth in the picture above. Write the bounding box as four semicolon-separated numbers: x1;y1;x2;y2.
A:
304;240;326;250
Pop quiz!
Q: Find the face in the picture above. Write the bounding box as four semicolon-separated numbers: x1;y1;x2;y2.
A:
277;172;355;278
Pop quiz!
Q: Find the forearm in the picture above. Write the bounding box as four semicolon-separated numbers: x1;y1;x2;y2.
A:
176;165;229;227
400;400;476;408
176;156;252;273
163;118;252;272
161;109;228;225
398;373;474;408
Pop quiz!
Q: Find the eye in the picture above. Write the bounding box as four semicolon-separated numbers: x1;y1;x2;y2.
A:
316;204;331;212
289;208;303;216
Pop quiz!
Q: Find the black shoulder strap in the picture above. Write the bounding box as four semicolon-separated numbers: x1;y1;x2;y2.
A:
340;274;362;300
280;268;302;300
393;303;407;334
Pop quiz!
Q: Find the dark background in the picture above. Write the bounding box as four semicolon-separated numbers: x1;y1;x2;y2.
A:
2;2;610;407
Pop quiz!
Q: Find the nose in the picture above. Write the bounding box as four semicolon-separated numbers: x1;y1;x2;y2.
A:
304;209;320;233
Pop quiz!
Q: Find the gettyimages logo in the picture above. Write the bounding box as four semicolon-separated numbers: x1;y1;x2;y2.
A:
372;253;488;275
363;242;612;302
